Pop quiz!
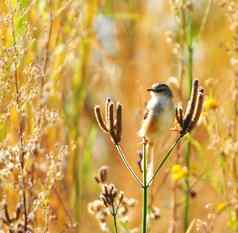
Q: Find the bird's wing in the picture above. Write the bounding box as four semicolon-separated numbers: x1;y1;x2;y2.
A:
143;109;149;120
139;109;156;138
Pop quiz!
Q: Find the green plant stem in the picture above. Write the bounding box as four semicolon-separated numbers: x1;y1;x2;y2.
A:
184;142;191;232
115;144;143;187
147;135;184;186
199;0;213;36
112;204;119;233
184;7;193;233
142;139;148;233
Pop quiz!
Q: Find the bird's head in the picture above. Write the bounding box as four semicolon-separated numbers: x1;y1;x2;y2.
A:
147;83;173;98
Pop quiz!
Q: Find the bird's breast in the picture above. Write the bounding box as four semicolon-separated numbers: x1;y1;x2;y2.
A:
148;102;175;138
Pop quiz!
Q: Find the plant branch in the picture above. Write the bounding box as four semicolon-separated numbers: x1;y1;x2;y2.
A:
115;144;143;187
147;135;184;186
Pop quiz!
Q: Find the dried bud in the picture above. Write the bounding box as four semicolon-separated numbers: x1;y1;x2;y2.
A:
95;166;108;184
95;106;108;133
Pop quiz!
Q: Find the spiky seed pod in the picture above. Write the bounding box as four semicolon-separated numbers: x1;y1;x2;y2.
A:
188;89;204;131
176;107;183;127
183;80;199;128
105;98;111;129
109;102;114;133
118;192;124;203
175;80;204;135
115;103;122;142
94;99;123;145
95;166;108;184
99;166;108;183
94;106;108;133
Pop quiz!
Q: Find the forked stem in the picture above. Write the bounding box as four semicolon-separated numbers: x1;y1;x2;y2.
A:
147;135;184;186
115;144;143;187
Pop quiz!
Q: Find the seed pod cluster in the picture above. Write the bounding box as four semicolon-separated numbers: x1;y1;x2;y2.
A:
100;184;119;208
88;167;136;230
176;80;204;135
94;98;122;145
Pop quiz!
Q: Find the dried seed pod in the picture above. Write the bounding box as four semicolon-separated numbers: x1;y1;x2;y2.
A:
94;106;108;133
175;80;204;135
109;102;114;133
188;89;204;131
99;166;108;183
106;98;111;129
95;166;108;184
94;99;123;144
115;103;122;142
176;107;184;127
183;80;199;128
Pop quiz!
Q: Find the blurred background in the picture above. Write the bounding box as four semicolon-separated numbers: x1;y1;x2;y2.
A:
0;0;237;232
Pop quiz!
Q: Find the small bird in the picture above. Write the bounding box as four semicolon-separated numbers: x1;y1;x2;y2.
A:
139;83;175;143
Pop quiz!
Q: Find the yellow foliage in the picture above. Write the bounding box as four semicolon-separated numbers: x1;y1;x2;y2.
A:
171;164;188;182
204;97;219;111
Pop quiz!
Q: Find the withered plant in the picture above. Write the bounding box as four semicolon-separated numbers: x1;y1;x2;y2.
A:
94;80;204;233
88;166;136;233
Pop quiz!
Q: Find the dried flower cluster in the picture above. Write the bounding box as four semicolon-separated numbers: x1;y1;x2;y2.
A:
94;98;122;145
176;80;204;136
88;167;136;232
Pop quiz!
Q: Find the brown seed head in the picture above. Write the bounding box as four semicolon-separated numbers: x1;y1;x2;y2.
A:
176;80;204;135
94;99;123;144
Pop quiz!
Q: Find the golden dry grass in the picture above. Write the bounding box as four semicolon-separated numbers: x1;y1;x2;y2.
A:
0;0;237;233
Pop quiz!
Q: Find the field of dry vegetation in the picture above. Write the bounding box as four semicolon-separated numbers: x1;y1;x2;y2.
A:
1;0;238;233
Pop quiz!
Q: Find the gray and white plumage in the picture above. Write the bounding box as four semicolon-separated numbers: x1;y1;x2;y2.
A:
139;83;175;141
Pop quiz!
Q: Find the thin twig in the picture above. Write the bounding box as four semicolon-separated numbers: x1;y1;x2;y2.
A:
147;135;184;186
115;144;143;187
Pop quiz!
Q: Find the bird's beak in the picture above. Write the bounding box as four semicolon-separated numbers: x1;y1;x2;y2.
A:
147;88;155;92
